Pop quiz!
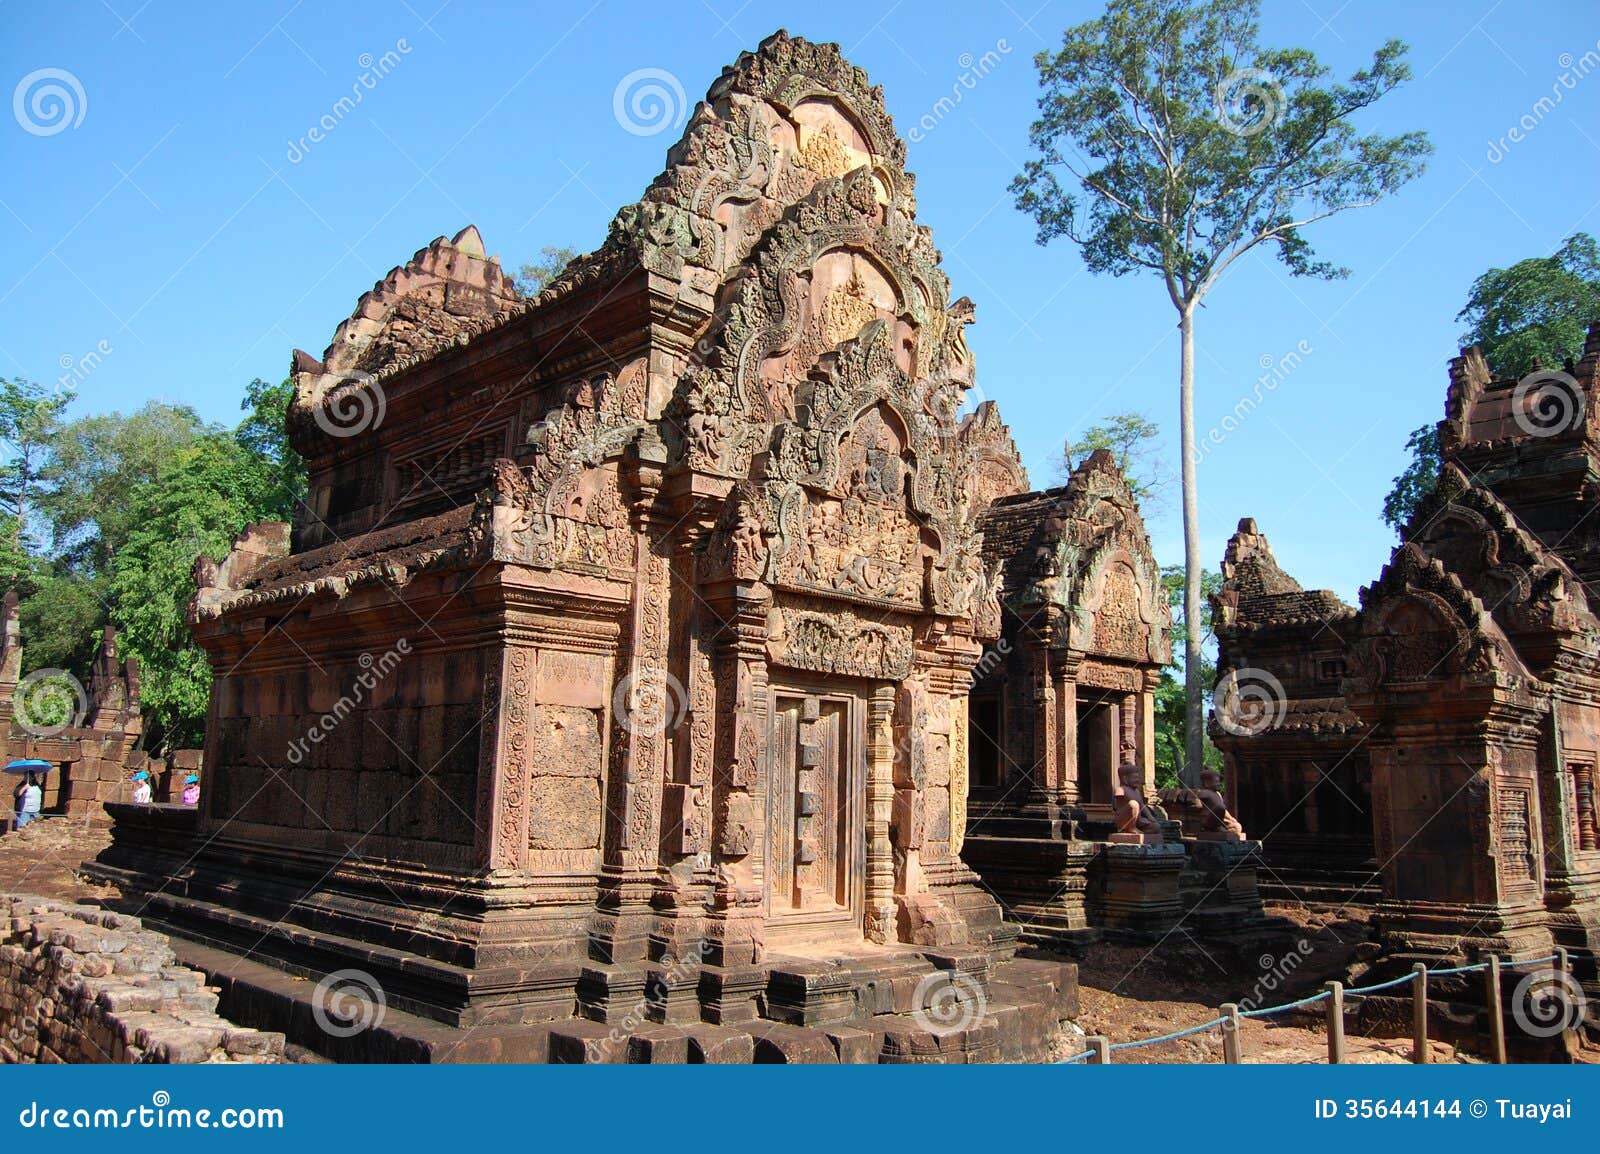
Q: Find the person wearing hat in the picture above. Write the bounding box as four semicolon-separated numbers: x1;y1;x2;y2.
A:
13;772;42;829
131;770;152;805
181;774;200;807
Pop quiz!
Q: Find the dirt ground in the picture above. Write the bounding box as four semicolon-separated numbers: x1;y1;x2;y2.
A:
0;820;1587;1064
1055;906;1470;1063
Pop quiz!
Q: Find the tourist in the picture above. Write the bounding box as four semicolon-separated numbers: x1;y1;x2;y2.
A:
181;774;200;806
14;772;42;829
131;770;153;805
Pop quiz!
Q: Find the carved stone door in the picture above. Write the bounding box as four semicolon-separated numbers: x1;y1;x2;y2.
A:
766;687;865;935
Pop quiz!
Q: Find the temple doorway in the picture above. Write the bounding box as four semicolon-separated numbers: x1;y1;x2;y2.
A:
1076;692;1120;810
765;685;866;937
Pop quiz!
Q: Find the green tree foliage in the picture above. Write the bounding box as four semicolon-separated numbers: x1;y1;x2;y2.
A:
515;245;579;296
16;569;107;675
1381;423;1440;537
108;433;294;748
236;376;307;515
1457;233;1600;378
1153;564;1223;786
0;376;304;750
1061;411;1167;500
38;401;211;574
1012;0;1429;784
0;377;72;547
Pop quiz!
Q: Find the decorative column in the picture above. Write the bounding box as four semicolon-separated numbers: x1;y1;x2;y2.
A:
865;684;897;942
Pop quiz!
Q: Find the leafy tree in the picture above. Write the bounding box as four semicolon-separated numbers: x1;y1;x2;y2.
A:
0;514;33;594
38;401;212;574
1012;0;1429;784
1153;563;1223;786
108;433;293;748
1062;411;1168;500
236;377;307;516
1381;422;1440;537
1457;233;1600;378
515;245;579;296
16;568;107;675
0;377;72;548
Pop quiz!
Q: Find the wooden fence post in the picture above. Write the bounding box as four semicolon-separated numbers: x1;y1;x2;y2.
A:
1325;981;1345;1064
1088;1035;1110;1064
1220;1003;1242;1064
1487;956;1506;1064
1411;963;1429;1064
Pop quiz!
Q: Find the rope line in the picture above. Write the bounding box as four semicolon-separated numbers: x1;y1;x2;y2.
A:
1059;951;1574;1061
1240;990;1331;1019
1345;972;1417;995
1108;1016;1227;1051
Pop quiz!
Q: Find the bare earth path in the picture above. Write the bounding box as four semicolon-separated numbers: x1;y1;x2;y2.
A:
1;822;1586;1063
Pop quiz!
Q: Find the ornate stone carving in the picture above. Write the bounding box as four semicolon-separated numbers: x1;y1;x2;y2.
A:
767;606;912;680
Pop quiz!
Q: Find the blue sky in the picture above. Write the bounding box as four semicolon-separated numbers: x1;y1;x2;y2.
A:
4;0;1600;602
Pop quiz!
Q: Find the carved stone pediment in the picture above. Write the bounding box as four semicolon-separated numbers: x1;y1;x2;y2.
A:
765;605;913;680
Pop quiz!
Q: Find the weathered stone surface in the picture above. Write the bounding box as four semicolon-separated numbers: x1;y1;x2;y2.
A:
0;895;284;1065
1213;328;1600;1026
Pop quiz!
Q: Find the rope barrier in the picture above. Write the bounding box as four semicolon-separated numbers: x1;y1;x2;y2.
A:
1240;989;1331;1019
1059;950;1578;1061
1108;1015;1227;1051
1345;972;1418;995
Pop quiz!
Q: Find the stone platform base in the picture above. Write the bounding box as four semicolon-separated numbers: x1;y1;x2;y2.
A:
167;936;1077;1064
1089;842;1187;940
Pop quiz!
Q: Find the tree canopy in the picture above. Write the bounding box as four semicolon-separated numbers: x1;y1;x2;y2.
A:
0;377;303;749
1062;411;1168;500
1456;232;1600;378
1012;0;1429;784
515;245;579;296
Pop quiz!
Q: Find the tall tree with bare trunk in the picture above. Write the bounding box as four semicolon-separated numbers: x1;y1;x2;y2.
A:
1011;0;1429;784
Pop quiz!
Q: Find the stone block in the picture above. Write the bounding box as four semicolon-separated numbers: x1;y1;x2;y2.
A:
527;776;601;850
685;1025;755;1064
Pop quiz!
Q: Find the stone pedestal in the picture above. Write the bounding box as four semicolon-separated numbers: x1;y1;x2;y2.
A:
1091;843;1187;940
1180;838;1269;932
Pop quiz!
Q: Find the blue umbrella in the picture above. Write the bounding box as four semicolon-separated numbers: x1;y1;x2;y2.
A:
4;759;50;775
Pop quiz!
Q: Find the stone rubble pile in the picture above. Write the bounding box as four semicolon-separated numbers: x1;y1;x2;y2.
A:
0;893;283;1064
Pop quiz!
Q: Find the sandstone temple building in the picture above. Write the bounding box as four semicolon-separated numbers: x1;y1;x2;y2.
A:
93;33;1099;1060
1214;330;1600;1016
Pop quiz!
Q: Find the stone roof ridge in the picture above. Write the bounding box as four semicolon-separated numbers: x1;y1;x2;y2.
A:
284;31;937;443
301;224;519;375
1213;517;1357;630
287;225;523;446
1408;461;1598;635
1443;320;1600;458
